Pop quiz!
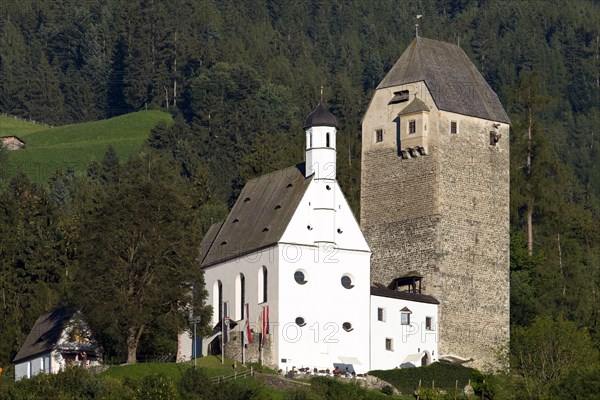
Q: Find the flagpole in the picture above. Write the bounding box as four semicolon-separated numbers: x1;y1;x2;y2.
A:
221;300;224;365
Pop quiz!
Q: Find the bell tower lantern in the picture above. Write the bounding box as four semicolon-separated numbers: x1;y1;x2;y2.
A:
304;101;338;180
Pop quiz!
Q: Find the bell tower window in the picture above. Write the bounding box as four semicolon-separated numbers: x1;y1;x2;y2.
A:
326;132;330;148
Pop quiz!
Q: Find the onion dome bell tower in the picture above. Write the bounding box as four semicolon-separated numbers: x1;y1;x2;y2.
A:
304;101;338;180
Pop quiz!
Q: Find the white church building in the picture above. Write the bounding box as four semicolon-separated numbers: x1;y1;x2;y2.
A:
189;100;439;373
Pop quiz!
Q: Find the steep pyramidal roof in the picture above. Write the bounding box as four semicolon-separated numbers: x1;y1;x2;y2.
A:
200;163;312;267
304;101;338;129
378;37;510;124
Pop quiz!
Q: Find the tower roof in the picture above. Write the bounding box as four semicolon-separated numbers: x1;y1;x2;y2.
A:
304;101;338;129
378;37;510;124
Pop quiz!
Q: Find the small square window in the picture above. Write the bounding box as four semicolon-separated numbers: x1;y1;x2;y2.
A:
375;129;383;143
385;338;393;351
401;312;410;325
377;307;386;322
426;317;433;331
408;120;416;134
450;121;458;134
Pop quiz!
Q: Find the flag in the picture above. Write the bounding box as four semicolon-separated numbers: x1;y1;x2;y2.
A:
244;303;252;345
261;306;269;348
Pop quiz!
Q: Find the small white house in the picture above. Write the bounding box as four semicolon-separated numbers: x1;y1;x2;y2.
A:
370;273;439;370
13;308;102;380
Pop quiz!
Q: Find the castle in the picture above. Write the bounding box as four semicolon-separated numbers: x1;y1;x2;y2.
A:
361;37;510;369
181;36;509;372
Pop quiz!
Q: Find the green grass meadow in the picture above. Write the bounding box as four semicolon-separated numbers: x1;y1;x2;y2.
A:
1;111;172;184
101;356;245;383
0;115;48;137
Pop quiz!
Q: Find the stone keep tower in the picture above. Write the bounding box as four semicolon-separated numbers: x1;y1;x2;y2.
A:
360;37;510;369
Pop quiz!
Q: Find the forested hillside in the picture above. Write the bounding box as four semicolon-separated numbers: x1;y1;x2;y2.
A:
1;0;600;396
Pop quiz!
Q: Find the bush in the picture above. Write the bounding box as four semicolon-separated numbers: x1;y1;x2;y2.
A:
380;385;394;395
135;373;178;400
178;368;215;399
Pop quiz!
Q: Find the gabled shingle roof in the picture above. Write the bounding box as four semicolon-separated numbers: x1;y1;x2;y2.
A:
378;37;510;124
200;163;312;267
13;307;74;363
398;97;430;115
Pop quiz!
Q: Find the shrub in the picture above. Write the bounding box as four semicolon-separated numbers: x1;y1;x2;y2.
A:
135;373;178;400
380;385;394;395
178;368;215;399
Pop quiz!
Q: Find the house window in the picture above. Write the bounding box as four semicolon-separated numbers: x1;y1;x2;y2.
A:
450;121;457;134
377;307;386;321
258;266;268;303
341;275;354;289
408;120;416;134
240;274;245;319
385;338;393;351
294;270;307;285
426;317;433;331
375;129;383;143
401;312;411;325
235;274;245;320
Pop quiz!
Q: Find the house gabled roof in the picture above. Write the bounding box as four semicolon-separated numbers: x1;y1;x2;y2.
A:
13;307;74;363
378;37;510;124
201;163;313;268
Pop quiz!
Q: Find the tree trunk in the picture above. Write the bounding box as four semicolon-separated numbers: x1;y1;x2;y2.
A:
126;325;144;364
527;98;534;257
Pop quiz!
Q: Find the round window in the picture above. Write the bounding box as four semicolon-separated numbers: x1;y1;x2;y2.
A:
295;317;306;327
341;275;354;289
294;270;307;285
342;322;353;332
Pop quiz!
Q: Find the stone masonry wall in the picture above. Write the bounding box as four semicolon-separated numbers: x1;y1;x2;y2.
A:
361;110;510;370
436;114;510;369
361;146;441;292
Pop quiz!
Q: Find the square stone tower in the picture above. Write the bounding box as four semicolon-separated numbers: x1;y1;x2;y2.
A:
360;37;510;369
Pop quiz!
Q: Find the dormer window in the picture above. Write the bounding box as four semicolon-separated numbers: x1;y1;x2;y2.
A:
389;90;409;104
408;120;416;134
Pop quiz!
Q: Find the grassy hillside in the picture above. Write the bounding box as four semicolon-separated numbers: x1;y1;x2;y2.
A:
2;110;172;183
102;356;244;382
0;115;48;137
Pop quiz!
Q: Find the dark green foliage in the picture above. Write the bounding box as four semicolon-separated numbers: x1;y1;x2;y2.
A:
370;363;476;396
72;151;211;363
511;316;600;399
178;368;215;399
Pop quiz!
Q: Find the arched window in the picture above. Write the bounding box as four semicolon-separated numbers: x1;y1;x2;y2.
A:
235;274;246;320
212;280;223;326
326;132;330;147
258;266;268;303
